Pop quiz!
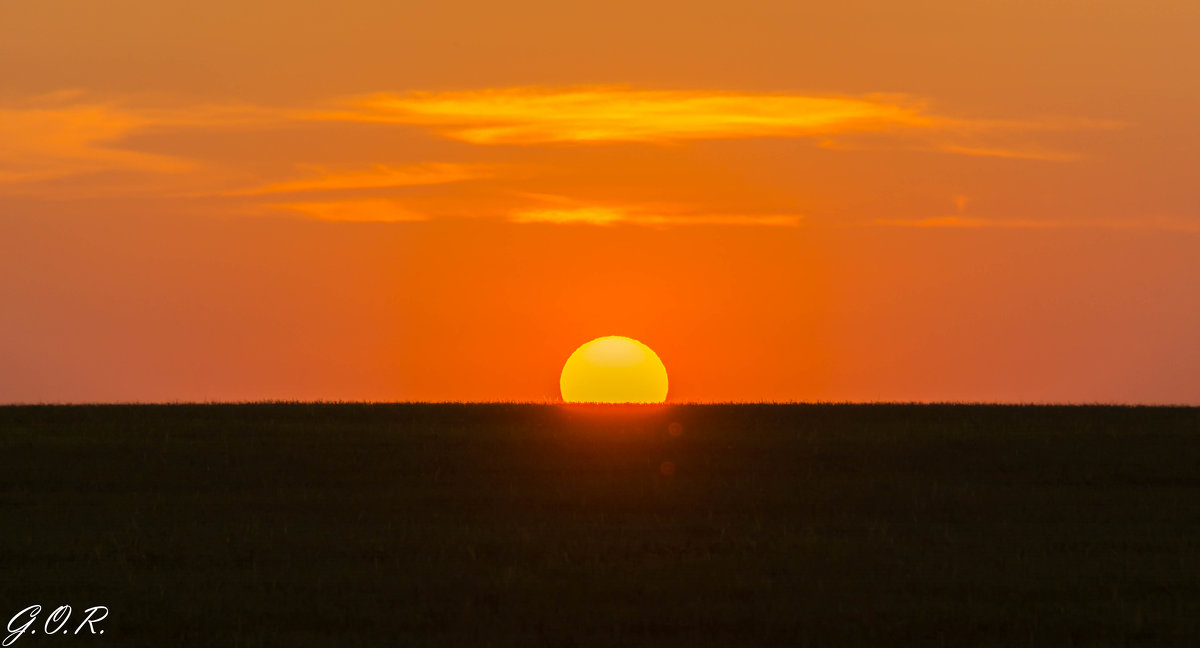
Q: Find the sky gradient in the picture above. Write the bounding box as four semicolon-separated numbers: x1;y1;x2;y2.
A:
2;0;1197;403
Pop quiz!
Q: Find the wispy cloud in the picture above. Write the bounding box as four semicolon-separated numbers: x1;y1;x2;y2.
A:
510;205;802;227
0;88;1127;221
226;163;492;196
0;99;187;188
269;199;429;223
322;87;935;144
0;92;278;193
318;87;1121;160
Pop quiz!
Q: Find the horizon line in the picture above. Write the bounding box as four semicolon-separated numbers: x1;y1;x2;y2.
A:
1;400;1195;408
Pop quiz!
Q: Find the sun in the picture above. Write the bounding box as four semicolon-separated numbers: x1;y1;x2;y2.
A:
560;336;669;403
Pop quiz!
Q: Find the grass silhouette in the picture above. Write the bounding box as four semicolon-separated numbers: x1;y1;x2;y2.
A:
2;403;1198;646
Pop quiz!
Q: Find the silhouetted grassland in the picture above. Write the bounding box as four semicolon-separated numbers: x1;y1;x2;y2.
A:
2;403;1198;646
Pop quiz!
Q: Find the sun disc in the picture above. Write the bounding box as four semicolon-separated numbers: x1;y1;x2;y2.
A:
560;336;668;403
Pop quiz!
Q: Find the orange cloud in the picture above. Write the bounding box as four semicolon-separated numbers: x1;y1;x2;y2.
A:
0;100;187;189
323;87;935;144
0;92;280;195
227;163;492;196
0;88;1124;215
315;87;1123;166
510;206;802;227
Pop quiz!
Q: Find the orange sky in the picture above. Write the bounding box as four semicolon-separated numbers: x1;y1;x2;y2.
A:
2;0;1197;403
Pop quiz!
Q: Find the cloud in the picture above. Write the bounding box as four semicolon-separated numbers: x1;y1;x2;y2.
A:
510;207;630;225
0;100;188;189
269;199;429;223
321;87;936;144
0;88;1126;219
226;163;492;196
313;87;1123;166
0;92;278;194
510;206;802;227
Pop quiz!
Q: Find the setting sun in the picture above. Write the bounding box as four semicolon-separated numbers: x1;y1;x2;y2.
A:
560;336;668;403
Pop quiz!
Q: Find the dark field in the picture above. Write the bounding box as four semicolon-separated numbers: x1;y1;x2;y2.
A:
2;404;1199;646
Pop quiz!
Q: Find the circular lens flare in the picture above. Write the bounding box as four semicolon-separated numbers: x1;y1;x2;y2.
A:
560;336;668;403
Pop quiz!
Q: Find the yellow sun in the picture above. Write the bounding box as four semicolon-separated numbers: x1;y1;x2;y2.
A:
560;336;669;403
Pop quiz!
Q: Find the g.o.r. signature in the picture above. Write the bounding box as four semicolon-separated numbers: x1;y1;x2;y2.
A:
5;605;107;646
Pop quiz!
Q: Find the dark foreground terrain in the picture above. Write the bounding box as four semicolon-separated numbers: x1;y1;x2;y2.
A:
2;404;1199;646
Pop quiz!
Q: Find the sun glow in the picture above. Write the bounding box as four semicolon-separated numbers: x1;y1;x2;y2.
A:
560;336;669;403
